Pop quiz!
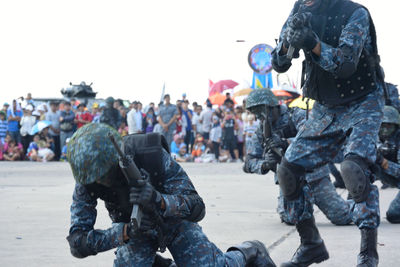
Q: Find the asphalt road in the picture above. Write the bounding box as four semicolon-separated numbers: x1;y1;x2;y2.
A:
0;161;398;267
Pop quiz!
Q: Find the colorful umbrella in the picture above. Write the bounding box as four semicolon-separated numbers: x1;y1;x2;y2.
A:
209;80;239;96
208;93;237;106
30;120;52;135
272;89;294;98
233;88;253;98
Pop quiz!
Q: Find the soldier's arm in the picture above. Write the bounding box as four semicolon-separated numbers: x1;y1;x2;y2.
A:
159;149;206;222
67;183;125;258
311;8;370;76
244;127;268;174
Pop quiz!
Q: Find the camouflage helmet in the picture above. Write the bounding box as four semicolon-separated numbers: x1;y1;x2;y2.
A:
105;96;115;105
382;105;400;125
67;123;121;185
246;89;279;110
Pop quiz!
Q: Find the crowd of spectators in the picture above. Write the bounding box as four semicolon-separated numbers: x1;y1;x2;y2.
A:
0;92;259;163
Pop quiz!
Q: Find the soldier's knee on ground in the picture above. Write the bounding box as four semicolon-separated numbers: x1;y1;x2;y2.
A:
340;155;371;203
277;158;305;201
386;210;400;224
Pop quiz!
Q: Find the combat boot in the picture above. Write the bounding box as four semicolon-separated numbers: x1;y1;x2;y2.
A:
227;240;276;267
357;228;378;267
153;254;177;267
281;217;329;267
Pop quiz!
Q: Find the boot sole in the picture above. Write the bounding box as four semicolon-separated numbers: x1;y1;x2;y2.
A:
311;252;329;265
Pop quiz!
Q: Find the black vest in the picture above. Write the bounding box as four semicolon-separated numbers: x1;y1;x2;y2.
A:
84;133;170;223
300;0;379;106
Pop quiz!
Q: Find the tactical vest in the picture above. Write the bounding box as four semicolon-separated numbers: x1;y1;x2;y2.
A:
84;133;170;223
300;0;379;106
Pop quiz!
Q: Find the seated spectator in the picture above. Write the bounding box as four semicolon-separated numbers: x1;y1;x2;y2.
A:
60;138;70;162
0;111;7;144
3;136;23;161
26;134;40;161
118;121;129;137
191;134;205;158
171;134;186;155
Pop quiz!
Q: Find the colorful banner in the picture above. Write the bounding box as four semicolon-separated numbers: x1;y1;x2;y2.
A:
251;72;273;89
248;44;274;89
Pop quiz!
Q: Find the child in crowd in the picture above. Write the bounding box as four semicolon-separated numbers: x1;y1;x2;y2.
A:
118;121;129;137
170;134;190;162
209;116;222;161
27;130;55;162
191;134;205;159
60;138;70;161
3;136;23;161
244;113;259;153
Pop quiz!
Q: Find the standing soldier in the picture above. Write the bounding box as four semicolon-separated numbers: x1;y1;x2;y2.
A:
66;123;275;267
100;97;122;130
376;106;400;223
272;0;384;266
243;89;352;226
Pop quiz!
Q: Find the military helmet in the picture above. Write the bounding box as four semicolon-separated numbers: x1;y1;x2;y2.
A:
246;89;279;110
382;105;400;125
67;123;121;185
105;96;115;105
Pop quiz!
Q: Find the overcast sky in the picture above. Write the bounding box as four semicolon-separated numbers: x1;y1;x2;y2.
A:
0;0;397;105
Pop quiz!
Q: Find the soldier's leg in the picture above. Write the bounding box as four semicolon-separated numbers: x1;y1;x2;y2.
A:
386;191;400;223
310;175;352;225
167;221;275;267
328;162;346;188
113;234;158;267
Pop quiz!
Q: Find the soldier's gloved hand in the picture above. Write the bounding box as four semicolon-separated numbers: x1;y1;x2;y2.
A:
263;150;280;172
129;182;163;212
286;26;319;51
126;214;157;239
265;135;288;151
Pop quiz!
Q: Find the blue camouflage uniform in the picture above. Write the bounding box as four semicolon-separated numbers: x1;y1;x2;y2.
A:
377;130;400;223
69;149;247;267
273;5;383;229
386;83;400;113
246;106;352;225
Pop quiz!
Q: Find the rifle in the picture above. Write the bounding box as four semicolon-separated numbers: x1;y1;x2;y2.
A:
108;133;167;252
287;11;312;59
108;133;144;231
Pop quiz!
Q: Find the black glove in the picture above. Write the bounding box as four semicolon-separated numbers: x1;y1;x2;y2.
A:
126;213;157;239
129;182;163;212
286;26;319;51
265;135;288;152
261;150;280;173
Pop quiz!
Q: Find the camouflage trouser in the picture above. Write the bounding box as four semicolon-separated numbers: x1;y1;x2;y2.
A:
386;191;400;223
113;221;245;267
278;175;352;225
283;88;384;229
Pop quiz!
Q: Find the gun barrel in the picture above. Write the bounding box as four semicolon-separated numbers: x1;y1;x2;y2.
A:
287;45;295;60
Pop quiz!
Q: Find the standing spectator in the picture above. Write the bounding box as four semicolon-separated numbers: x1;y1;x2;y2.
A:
143;107;157;133
119;106;128;126
235;106;245;161
221;109;237;161
199;100;213;140
209;115;222;161
192;105;203;137
2;103;9;115
60;101;75;153
37;104;47;121
0;111;8;143
7;100;23;144
91;103;101;123
46;101;61;160
244;113;258;153
100;97;122;130
74;103;92;129
175;106;187;137
20;104;36;153
158;94;178;146
182;101;193;153
127;101;143;134
192;101;198;111
25;92;35;107
223;92;235;110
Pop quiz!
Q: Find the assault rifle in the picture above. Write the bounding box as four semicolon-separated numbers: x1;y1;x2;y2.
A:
287;12;312;59
108;133;144;231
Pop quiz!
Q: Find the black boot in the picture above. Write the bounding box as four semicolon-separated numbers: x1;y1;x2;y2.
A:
357;228;378;267
153;253;176;267
227;240;276;267
281;217;329;267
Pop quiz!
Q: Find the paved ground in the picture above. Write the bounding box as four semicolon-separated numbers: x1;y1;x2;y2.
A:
0;161;399;267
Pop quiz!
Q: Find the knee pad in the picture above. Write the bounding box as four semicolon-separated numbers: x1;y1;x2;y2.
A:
386;210;400;224
340;155;370;203
277;158;305;201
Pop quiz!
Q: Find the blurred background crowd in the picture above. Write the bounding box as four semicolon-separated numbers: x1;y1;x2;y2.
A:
0;91;268;163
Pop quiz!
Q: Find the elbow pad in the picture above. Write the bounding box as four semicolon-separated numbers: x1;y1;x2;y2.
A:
67;231;97;258
186;195;206;222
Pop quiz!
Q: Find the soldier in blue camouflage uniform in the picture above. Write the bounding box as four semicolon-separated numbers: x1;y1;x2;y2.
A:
272;0;384;266
243;89;352;226
375;106;400;223
66;123;276;267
